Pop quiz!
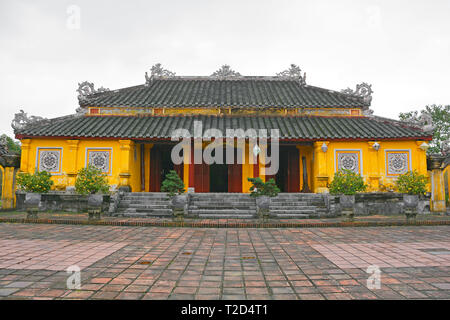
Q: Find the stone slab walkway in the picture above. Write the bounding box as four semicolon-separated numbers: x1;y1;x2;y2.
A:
0;223;449;300
1;211;450;229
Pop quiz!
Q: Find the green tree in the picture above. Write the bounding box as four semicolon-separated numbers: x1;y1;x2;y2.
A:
0;134;21;154
329;169;367;195
399;105;450;155
17;171;53;193
396;170;428;195
161;170;185;197
75;165;110;195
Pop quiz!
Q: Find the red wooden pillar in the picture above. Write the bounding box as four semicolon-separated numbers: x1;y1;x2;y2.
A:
189;141;195;190
287;148;300;193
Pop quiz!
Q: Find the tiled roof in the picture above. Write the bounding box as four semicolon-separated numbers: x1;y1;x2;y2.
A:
16;114;431;141
80;78;368;108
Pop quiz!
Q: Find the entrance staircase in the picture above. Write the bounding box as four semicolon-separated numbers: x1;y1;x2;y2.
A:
115;192;172;217
270;193;328;218
188;193;256;219
113;192;334;219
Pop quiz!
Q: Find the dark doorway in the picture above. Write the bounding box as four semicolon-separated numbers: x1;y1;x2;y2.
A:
149;144;183;192
274;146;300;193
210;164;228;192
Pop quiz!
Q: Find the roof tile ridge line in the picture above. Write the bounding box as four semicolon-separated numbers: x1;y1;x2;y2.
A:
19;113;80;133
370;115;425;132
306;84;366;106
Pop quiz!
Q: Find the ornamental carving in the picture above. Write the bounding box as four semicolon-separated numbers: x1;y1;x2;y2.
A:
11;110;48;131
341;82;373;104
145;63;176;85
400;111;435;134
387;152;409;175
39;150;61;173
276;64;306;86
337;152;360;173
77;81;110;101
211;65;241;78
88;150;110;173
441;139;450;156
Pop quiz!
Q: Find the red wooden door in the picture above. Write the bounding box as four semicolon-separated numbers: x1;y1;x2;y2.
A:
228;163;242;193
287;148;300;193
194;162;209;193
149;147;161;192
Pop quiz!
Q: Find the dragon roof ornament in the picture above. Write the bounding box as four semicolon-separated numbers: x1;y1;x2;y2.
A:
11;109;49;132
341;82;373;105
276;64;306;86
399;111;436;134
145;63;176;85
77;81;110;101
211;65;241;79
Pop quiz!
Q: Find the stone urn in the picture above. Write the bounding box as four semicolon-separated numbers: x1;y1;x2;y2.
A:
24;193;41;219
256;195;271;222
340;194;355;221
403;194;419;222
171;194;188;221
87;194;104;221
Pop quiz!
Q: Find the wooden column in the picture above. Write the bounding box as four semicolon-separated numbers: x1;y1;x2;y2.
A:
313;141;329;193
66;140;80;187
118;140;133;192
19;139;31;173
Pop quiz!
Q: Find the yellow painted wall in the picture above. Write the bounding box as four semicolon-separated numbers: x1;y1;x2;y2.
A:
20;138;142;192
312;140;429;193
19;137;430;195
443;164;449;207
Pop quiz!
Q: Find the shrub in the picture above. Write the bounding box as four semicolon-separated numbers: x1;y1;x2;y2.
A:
16;171;54;193
329;169;367;195
248;177;280;197
75;165;109;195
161;170;185;197
396;170;427;195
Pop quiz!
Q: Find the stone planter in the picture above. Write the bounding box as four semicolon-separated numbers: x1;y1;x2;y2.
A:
403;194;419;222
171;194;188;221
256;196;271;222
340;194;355;221
87;194;104;221
24;193;41;219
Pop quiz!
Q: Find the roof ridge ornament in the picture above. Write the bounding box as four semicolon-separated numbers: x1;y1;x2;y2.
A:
210;65;241;79
399;111;436;134
341;82;373;105
11;109;49;132
145;63;176;85
77;81;110;101
276;64;306;86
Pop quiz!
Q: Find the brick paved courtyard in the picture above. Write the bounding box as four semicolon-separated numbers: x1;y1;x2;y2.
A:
0;223;449;300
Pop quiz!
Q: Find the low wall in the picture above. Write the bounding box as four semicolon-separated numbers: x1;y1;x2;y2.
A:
16;192;111;213
352;193;430;216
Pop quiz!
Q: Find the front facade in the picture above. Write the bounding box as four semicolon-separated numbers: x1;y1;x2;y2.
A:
14;64;432;194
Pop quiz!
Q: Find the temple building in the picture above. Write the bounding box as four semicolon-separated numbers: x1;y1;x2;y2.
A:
13;64;433;194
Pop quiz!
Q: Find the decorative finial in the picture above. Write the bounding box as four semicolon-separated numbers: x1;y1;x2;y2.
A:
77;81;110;101
276;64;306;86
211;65;241;78
11;109;48;131
400;111;435;134
145;63;176;85
341;82;373;105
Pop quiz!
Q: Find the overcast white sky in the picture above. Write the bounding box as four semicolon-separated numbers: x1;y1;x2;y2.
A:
1;0;449;138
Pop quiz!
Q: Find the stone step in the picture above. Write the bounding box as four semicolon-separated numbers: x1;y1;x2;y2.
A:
118;204;170;210
270;209;316;215
117;211;172;217
119;200;170;206
189;209;255;215
122;196;171;201
269;205;316;210
197;214;255;219
274;213;315;219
